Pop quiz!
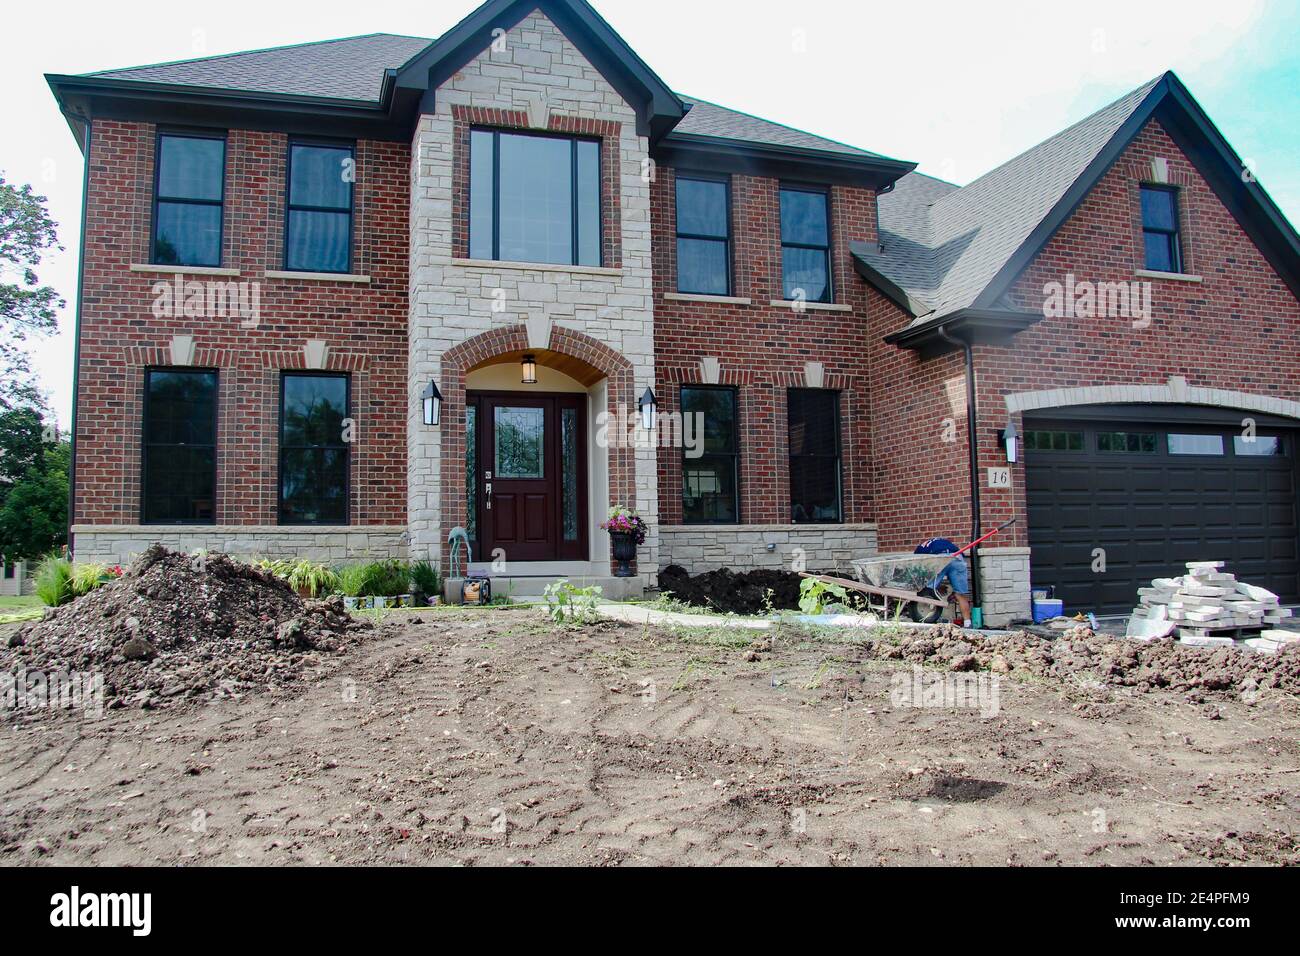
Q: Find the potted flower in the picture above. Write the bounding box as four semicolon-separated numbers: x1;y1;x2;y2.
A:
601;506;648;578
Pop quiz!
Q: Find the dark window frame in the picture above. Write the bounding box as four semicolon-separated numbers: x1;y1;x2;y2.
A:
140;366;219;526
283;138;357;274
779;183;833;303
674;172;732;295
680;384;740;525
468;127;603;267
277;371;352;527
1140;184;1183;274
787;388;843;524
151;129;227;267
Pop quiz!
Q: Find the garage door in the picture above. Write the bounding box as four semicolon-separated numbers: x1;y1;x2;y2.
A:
1024;409;1300;614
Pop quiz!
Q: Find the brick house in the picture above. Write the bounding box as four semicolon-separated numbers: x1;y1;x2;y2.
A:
47;0;1300;623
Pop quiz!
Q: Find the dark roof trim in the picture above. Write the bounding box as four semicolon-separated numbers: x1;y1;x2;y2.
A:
656;134;916;190
883;308;1043;358
974;71;1300;309
45;74;420;148
849;242;922;316
395;0;684;141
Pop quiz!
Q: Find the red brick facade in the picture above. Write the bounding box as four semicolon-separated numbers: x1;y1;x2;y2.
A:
73;120;409;528
651;165;879;527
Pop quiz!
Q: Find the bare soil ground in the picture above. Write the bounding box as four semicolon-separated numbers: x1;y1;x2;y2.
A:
2;609;1297;866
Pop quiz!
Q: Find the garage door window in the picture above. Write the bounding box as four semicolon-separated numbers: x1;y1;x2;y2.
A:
1168;433;1225;455
1025;430;1083;452
1234;435;1283;456
1097;431;1156;453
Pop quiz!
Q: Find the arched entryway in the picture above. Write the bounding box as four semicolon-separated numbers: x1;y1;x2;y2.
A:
436;324;636;571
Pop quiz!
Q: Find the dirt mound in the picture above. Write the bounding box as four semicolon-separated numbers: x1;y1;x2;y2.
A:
2;545;370;713
869;623;1300;702
658;565;804;614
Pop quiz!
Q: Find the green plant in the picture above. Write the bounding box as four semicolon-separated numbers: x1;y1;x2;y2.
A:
34;553;72;607
409;560;440;598
798;577;848;615
69;561;122;598
253;558;291;578
284;559;339;598
337;564;370;598
361;559;410;598
544;579;603;625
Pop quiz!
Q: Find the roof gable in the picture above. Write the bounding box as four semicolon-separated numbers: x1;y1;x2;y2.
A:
856;72;1300;346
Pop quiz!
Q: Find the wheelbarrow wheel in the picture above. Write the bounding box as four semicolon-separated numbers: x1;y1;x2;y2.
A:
908;586;948;624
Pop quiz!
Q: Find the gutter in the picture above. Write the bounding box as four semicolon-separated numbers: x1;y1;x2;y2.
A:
937;324;982;616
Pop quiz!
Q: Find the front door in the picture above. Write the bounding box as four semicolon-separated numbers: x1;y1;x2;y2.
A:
476;393;587;563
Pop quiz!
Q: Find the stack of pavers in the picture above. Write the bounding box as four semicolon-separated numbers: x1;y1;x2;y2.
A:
1131;561;1298;652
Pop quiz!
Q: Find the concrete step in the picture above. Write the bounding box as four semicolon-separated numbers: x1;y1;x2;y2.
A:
444;574;645;604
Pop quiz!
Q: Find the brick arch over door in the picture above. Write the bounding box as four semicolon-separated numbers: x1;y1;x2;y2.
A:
438;323;637;564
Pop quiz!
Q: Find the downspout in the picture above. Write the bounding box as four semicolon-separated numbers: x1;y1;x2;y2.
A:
62;110;92;558
937;324;981;613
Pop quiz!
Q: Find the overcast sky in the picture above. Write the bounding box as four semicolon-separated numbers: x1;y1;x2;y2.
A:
7;0;1299;429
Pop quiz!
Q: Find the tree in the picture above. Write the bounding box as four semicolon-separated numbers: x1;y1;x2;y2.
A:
0;175;63;411
0;404;47;503
0;463;67;560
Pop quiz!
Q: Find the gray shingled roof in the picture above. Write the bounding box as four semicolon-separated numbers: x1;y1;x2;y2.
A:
82;36;895;161
856;77;1162;326
675;96;895;160
89;33;433;102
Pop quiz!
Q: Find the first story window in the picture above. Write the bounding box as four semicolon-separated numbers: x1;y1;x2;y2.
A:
469;128;601;267
279;373;349;525
681;385;738;524
285;141;355;273
788;389;842;523
142;368;218;524
780;185;832;302
153;132;226;267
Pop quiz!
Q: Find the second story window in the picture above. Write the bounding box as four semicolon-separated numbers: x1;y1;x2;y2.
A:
469;129;601;267
780;186;832;302
675;175;731;295
286;142;355;274
1141;185;1182;273
153;132;225;267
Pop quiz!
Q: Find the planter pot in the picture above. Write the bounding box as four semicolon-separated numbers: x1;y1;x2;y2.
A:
373;596;392;610
343;596;361;611
609;531;638;578
396;594;413;608
358;596;375;610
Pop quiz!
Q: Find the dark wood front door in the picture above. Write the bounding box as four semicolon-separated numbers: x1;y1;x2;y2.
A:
476;393;587;563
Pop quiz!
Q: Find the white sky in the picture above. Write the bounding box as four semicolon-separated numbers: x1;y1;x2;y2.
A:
5;0;1297;430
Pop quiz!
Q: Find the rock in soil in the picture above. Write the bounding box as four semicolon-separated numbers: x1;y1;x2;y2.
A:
0;545;371;715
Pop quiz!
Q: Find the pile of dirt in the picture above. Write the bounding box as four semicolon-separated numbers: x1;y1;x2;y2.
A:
658;565;805;614
1;545;371;713
868;623;1300;702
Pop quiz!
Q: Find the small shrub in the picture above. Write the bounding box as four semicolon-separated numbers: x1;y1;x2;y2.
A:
285;559;339;598
34;554;72;607
337;563;370;598
544;580;603;625
361;559;410;598
410;560;440;599
798;577;848;616
69;561;122;598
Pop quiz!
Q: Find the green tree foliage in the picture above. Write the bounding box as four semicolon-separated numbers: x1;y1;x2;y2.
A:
0;404;68;560
0;175;63;411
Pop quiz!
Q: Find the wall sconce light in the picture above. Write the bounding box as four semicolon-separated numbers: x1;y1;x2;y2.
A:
639;387;657;431
421;381;443;426
999;419;1019;464
521;354;538;385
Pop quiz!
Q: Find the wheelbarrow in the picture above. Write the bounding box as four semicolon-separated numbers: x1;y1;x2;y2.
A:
799;518;1017;623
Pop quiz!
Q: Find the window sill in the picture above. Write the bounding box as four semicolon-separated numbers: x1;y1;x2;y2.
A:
450;257;623;277
131;263;241;277
1136;269;1203;283
664;292;752;306
769;299;853;312
264;270;371;284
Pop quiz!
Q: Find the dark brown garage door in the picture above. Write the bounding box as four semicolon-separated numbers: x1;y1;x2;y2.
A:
1024;408;1300;614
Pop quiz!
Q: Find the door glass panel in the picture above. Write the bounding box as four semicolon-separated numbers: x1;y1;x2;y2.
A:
494;407;545;478
561;407;578;542
466;405;477;540
1234;435;1282;456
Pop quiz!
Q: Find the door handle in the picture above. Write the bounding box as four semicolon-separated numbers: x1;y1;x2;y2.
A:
485;482;492;511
